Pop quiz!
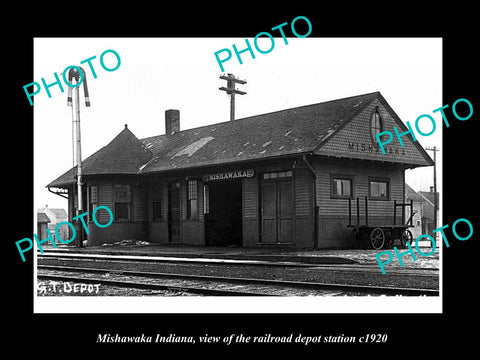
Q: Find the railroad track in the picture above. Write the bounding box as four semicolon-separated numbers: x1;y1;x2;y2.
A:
38;269;264;296
37;264;439;297
37;251;315;268
37;251;439;276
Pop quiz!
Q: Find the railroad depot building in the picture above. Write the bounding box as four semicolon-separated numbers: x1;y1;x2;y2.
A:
47;92;434;249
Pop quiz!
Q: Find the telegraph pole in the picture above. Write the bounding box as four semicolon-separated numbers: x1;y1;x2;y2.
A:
426;146;438;244
219;73;246;121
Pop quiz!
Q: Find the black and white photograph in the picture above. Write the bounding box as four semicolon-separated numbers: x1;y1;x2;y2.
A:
7;7;478;354
32;37;442;313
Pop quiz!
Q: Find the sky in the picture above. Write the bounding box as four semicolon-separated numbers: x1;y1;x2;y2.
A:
33;37;442;213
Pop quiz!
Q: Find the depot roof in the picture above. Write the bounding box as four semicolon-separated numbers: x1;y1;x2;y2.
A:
47;91;433;188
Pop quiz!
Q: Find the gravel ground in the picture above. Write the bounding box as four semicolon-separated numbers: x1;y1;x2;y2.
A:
38;257;439;290
37;272;366;297
41;243;440;269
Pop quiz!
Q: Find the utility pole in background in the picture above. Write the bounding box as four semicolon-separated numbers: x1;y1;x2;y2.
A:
219;73;247;121
426;146;438;245
67;67;90;247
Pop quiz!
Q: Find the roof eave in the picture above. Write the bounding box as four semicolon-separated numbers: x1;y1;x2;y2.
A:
138;151;312;175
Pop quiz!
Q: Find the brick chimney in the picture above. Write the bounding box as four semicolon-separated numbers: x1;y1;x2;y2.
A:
165;109;180;135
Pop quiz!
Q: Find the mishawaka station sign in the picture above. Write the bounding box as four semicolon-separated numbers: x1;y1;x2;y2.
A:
347;142;406;156
203;169;255;182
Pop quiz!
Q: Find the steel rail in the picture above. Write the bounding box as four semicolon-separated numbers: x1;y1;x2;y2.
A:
37;252;315;268
37;273;266;296
37;252;439;277
37;264;439;296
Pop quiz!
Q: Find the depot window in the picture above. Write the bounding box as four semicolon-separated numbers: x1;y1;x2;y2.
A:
331;175;354;199
369;178;389;200
371;108;383;145
89;185;98;220
262;170;293;180
187;180;198;219
114;184;131;221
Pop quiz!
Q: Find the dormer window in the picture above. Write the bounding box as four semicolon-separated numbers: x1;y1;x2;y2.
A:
371;108;383;145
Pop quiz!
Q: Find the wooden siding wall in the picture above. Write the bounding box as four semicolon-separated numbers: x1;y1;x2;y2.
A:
317;98;430;166
294;167;312;217
313;158;405;248
243;176;259;246
92;180;148;224
197;179;205;223
244;177;258;218
96;181;113;224
67;186;75;241
132;183;148;222
180;181;187;221
86;177;149;245
294;167;314;247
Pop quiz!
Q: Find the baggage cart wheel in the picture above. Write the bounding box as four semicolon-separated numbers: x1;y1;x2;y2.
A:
400;229;413;249
370;227;385;250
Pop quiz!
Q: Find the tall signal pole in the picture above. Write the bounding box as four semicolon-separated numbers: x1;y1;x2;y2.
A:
67;67;90;247
219;73;246;121
426;146;438;245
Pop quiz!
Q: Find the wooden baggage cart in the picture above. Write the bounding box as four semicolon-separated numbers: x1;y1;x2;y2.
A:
347;196;414;250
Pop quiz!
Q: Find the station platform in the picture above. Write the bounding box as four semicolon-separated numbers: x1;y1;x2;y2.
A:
39;241;440;270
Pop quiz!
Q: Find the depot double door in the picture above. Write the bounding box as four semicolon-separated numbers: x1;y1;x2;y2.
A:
260;179;293;244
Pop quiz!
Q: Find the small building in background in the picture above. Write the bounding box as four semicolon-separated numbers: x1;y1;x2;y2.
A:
37;205;68;243
36;212;51;241
405;185;439;240
405;184;424;239
418;187;439;236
